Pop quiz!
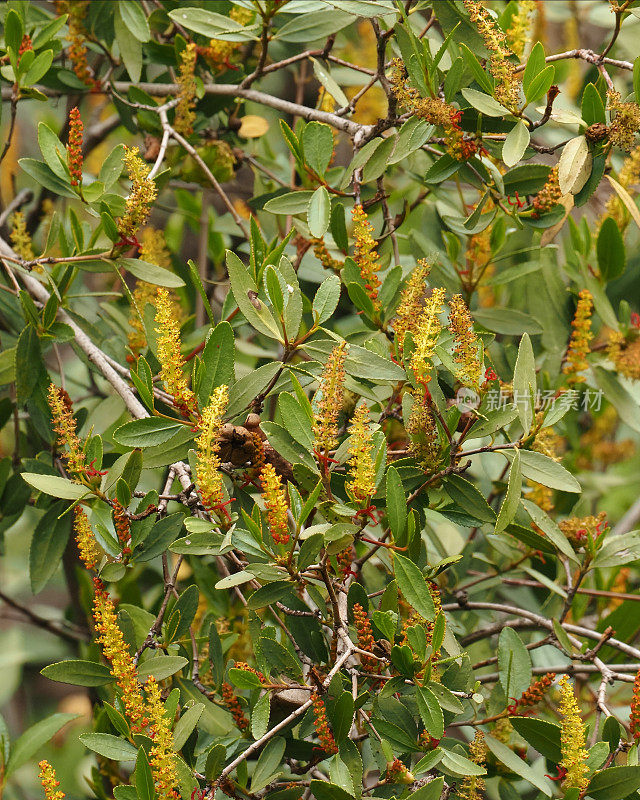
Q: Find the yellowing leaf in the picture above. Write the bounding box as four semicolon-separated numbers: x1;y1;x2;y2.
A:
238;115;270;138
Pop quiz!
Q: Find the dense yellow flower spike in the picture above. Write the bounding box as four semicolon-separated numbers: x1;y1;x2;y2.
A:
608;91;640;152
410;287;446;389
563;289;593;385
128;229;174;358
155;287;198;417
260;462;290;544
39;760;65;800
10;211;34;259
313;341;347;462
47;384;86;475
346;403;376;505
74;507;101;570
558;676;590;792
174;43;197;136
393;259;431;354
352;205;382;313
459;732;487;800
145;677;180;800
506;0;537;58
195;385;229;517
92;579;148;732
117;147;157;241
407;392;440;472
463;0;520;109
532;166;562;217
608;331;640;380
449;294;482;389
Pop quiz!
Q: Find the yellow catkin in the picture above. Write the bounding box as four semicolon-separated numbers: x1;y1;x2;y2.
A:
117;146;157;241
92;579;148;732
145;677;180;800
463;0;520;109
458;731;487;800
532;166;562;217
407;391;440;473
506;0;537;58
563;290;593;385
47;384;86;475
558;676;590;792
174;43;197;135
410;287;446;389
393;259;431;353
607;91;640;152
155;288;198;417
346;403;376;506
74;507;101;570
10;211;34;260
448;294;482;389
195;385;229;517
260;462;290;544
313;341;347;460
608;331;640;380
128;228;174;358
352;205;382;313
39;760;65;800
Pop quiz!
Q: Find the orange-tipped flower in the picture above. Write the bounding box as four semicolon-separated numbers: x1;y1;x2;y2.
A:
67;107;83;187
145;677;180;800
312;693;338;755
260;463;290;545
92;578;148;731
155;288;198;417
631;667;640;741
195;385;229;517
563;289;593;385
393;259;431;354
313;341;347;462
39;761;65;800
352;603;379;672
74;507;101;570
346;403;376;505
352;205;382;313
518;672;556;709
222;681;250;731
175;43;197;135
117;146;157;241
112;500;131;549
533;167;562;217
47;384;86;476
449;294;482;389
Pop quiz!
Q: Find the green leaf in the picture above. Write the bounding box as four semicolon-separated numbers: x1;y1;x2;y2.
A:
473;308;543;335
594;367;640;434
311;58;349;108
597;216;626;281
362;135;397;183
261;420;317;472
99;144;125;188
118;0;150;42
6;714;78;776
277;392;314;451
115;5;142;82
385;466;406;540
80;732;139;761
135;747;155;800
260;638;303;679
263;190;314;214
198;323;235;408
517;449;581;492
495;450;521;534
502;121;530;168
510;717;561;763
440;748;486;776
522;42;545;99
135;513;184;562
484;735;551;796
168;8;258;40
588;766;640;800
251;691;270;740
226;250;282;340
19;158;76;198
24;49;53;86
443;475;496;522
29;501;71;593
172;703;204;751
512;331;535;434
459;42;493;94
526;65;555;103
411;778;444;800
461;88;509;117
118;258;185;288
498;627;532;700
309;781;357;800
581;82;606;126
136;656;189;683
302;122;335;176
308;186;331;238
416;686;444;739
275;10;354;42
21;472;89;500
38;122;67;178
41;659;113;687
114;418;185;448
251;737;286;792
393;552;435;621
521;499;577;560
313;275;341;324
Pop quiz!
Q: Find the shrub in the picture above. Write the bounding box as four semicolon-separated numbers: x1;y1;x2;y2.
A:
1;2;640;799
